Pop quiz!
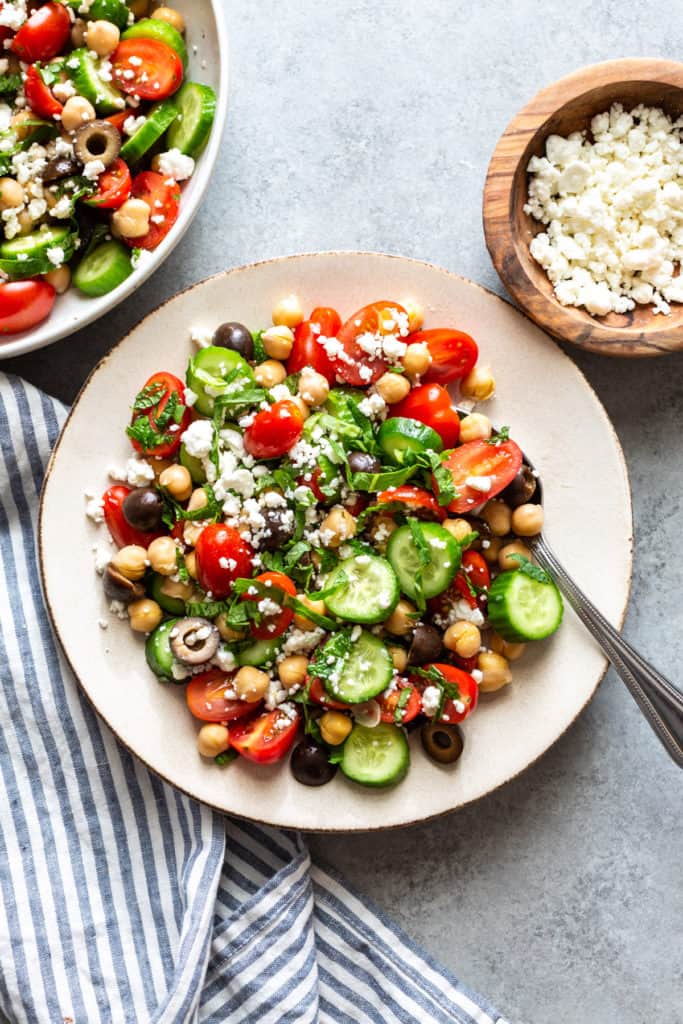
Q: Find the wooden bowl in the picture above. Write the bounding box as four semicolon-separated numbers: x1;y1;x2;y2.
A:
483;58;683;357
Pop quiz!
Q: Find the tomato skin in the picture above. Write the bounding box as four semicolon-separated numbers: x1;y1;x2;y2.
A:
102;485;165;548
376;485;446;522
186;670;261;723
12;3;70;62
379;679;422;724
442;440;523;514
0;280;55;335
129;371;191;458
85;158;132;210
309;306;342;336
229;708;300;764
418;663;479;724
244;400;304;460
408;329;478;385
241;571;296;640
307;676;349;710
393;383;460;449
195;525;255;599
452;571;478;609
121;172;181;250
332;301;407;385
461;550;490;591
24;64;62;119
286;321;336;383
105;111;130;132
111;37;183;99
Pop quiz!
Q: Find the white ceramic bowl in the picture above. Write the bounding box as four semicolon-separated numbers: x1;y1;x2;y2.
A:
0;0;229;361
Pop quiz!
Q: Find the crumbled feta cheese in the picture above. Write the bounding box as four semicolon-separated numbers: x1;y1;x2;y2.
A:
421;686;441;716
465;475;492;494
181;419;214;459
85;494;105;524
109;600;128;620
46;246;65;268
123;114;147;136
156;148;195;181
83;159;106;181
191;326;213;348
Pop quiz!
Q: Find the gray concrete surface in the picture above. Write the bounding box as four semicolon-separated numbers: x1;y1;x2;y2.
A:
5;2;682;1021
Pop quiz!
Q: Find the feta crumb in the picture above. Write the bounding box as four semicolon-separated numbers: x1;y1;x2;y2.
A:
155;148;195;181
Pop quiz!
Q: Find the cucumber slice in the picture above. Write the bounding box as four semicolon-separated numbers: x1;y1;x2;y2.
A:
324;555;399;624
488;570;564;643
67;48;125;115
378;417;443;464
73;240;133;297
324;630;393;704
123;18;189;70
1;224;75;261
387;522;460;601
237;637;281;667
186;346;254;417
145;618;179;681
148;574;186;616
324;387;364;418
165;81;216;158
120;99;178;164
179;443;206;484
316;453;344;503
341;723;409;788
68;0;129;28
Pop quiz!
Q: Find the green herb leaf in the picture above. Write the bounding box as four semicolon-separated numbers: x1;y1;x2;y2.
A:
309;630;353;684
133;381;166;411
414;664;462;720
306;570;348;602
349;463;417;493
328;747;345;765
126;416;176;452
252;329;267;363
508;553;551;584
486;426;511;445
175;550;190;583
458;531;480;550
0;73;23;96
413;448;458;506
214;750;238;766
393;685;413;724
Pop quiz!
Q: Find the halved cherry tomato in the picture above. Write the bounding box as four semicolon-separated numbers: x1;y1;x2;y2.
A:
195;525;255;599
122;171;181;250
12;2;70;62
452;571;478;609
392;383;460;449
417;663;479;724
407;329;478;385
24;64;62;120
128;371;191;458
307;676;349;710
0;280;55;335
241;571;296;640
102;485;165;549
451;653;478;673
309;306;342;336
230;707;300;764
462;550;490;591
244;400;304;460
376;485;446;521
186;670;261;723
343;493;367;517
331;301;407;385
111;38;183;100
286;320;336;382
299;465;332;505
85;158;132;209
441;439;523;514
106;111;130;132
379;679;422;724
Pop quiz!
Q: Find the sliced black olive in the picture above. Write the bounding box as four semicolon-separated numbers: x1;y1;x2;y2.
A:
290;738;337;786
347;450;382;475
501;465;537;508
102;564;145;603
170;617;219;666
259;508;295;551
213;322;254;360
421;722;464;764
73;121;121;169
43;156;81;183
122;487;164;532
408;624;443;665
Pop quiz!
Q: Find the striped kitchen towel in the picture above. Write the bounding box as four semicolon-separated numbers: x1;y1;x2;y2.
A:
0;372;509;1024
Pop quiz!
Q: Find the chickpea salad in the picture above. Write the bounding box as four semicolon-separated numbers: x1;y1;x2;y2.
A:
0;0;216;336
88;295;564;789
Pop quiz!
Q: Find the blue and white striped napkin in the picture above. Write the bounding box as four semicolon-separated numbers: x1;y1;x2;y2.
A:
0;372;509;1024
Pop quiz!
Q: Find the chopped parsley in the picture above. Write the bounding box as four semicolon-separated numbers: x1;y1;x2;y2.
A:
486;426;511;445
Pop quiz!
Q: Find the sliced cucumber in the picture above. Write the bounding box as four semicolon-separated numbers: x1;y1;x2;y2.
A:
324;555;399;624
165;82;216;158
146;618;179;681
1;224;75;261
488;570;564;643
148;574;186;616
73;240;133;297
120;99;178;164
186;346;254;417
378;417;443;464
123;18;189;70
68;0;130;28
179;443;206;484
324;630;393;704
67;48;125;115
341;723;409;788
387;521;460;601
236;637;281;667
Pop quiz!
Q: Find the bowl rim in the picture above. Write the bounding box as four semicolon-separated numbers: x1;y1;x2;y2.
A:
483;57;683;357
0;0;230;362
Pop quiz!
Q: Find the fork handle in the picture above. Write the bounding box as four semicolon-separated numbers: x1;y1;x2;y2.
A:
531;536;683;768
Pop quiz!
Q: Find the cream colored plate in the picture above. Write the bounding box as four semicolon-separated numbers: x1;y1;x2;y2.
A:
40;253;633;832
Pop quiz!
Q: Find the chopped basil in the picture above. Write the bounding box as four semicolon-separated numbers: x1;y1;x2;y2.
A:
393;685;413;724
132;381;166;412
508;553;551;584
175;550;190;583
349;463;417;493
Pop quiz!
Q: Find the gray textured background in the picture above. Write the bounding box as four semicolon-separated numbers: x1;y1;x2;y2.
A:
6;2;683;1022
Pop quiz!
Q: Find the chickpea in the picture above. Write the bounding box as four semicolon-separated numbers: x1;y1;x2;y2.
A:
85;19;120;56
262;325;294;360
402;343;431;380
477;651;512;692
481;499;511;537
459;413;492;443
111;198;151;240
388;645;408;672
481;536;502;564
298;368;329;408
16;210;34;236
128;598;163;633
111;545;148;581
183;522;205;547
375;371;410;404
254;360;286;387
234;666;270;703
290;395;309;420
498;540;532;571
320;711;352;746
272;294;303;329
402;299;424;332
443;518;474;543
293;596;327;631
159;464;193;501
384;599;417;637
319;507;356;548
147;536;178;576
52;81;77;104
71;18;87;47
490;632;526;662
160;577;194;601
187;487;208;513
61;96;96;132
0;177;24;211
197;723;230;759
11;110;37;142
461;365;495;402
215;613;247;642
444;620;482;659
368;514;397;552
44;265;71;294
185;551;198;579
152;5;186;33
511;503;544;537
278;655;308;690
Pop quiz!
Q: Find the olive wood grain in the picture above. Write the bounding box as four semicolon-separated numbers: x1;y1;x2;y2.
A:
483;58;683;357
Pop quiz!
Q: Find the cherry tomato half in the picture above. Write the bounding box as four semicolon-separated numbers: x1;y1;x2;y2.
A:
186;670;261;723
441;439;523;514
12;2;70;62
307;676;349;710
102;485;165;549
244;400;304;460
241;571;296;640
392;383;460;449
195;525;255;599
309;306;342;336
123;171;181;250
128;371;191;458
331;301;407;386
376;485;446;522
452;570;478;609
105;111;130;132
0;280;55;335
462;550;490;591
111;38;183;100
408;329;478;385
379;679;422;724
24;64;62;120
230;707;300;764
85;158;132;209
417;663;479;724
286;321;336;383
